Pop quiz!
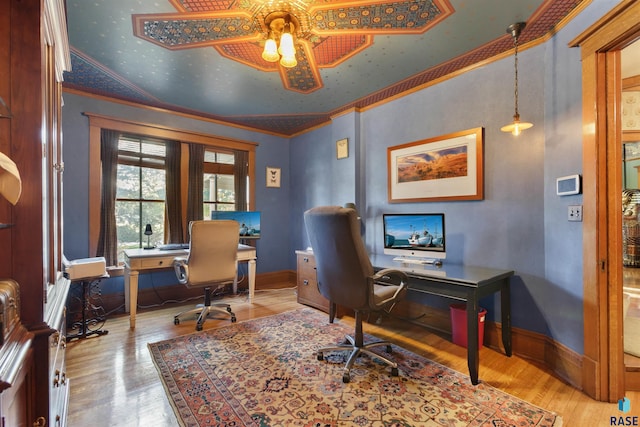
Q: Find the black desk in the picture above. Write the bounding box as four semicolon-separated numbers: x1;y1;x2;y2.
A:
371;254;513;385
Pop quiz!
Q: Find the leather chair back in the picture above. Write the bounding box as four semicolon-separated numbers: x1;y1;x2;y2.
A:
304;206;373;311
184;220;240;287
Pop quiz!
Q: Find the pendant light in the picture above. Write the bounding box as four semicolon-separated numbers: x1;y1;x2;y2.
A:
261;13;298;68
501;22;533;136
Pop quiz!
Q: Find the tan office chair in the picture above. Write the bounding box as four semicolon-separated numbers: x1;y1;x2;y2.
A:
173;220;240;331
304;206;408;383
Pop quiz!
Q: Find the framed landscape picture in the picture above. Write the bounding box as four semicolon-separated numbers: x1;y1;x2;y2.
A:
387;127;484;203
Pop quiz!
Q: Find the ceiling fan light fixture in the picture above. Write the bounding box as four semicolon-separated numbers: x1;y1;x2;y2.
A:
279;53;298;68
262;12;298;68
278;32;295;57
501;22;533;136
261;37;279;62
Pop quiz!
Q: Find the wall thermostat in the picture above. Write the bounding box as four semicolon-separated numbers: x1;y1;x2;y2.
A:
556;174;581;196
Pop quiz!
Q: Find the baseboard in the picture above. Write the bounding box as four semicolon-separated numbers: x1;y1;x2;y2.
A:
626;369;640;391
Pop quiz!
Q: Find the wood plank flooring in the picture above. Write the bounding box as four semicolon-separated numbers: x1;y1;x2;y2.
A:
66;287;640;426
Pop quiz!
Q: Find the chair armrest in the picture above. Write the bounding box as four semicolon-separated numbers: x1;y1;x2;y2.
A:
173;257;189;285
370;268;409;308
372;268;409;287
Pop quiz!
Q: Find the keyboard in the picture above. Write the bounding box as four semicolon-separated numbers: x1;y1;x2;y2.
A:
392;257;435;265
157;243;190;250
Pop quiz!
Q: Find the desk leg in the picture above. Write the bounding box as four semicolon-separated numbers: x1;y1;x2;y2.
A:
124;268;139;329
248;258;256;302
466;298;480;385
501;278;512;357
233;261;239;295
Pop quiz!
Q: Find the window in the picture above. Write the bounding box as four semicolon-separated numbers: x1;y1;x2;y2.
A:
203;150;235;217
115;136;166;260
87;114;258;266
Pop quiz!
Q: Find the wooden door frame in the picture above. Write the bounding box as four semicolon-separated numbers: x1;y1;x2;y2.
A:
571;0;640;402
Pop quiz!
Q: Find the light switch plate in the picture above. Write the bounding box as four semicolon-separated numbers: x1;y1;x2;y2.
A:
568;205;583;222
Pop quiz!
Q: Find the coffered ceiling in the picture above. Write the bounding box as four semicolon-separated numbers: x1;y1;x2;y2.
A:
63;0;588;136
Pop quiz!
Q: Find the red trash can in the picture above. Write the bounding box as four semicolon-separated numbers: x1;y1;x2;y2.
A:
450;304;487;349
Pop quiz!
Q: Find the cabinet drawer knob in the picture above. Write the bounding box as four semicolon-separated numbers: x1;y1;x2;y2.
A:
159;260;164;265
51;332;60;347
303;279;309;286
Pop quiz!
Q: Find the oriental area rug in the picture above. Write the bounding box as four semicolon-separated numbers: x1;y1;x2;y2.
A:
148;308;561;427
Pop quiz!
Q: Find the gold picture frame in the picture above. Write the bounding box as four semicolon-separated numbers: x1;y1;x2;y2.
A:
266;166;281;188
387;127;484;203
336;138;349;159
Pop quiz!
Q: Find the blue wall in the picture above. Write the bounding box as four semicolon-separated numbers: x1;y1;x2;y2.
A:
62;0;618;354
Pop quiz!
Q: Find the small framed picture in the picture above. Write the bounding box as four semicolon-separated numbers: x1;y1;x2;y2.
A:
336;138;349;159
266;167;281;188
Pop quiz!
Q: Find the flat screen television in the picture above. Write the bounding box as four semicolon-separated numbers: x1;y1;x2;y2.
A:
383;213;445;262
210;211;261;239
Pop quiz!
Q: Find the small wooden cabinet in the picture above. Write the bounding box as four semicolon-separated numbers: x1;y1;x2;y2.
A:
296;250;347;319
296;250;330;313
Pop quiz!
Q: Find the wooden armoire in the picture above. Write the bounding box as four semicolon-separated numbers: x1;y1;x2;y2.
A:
0;0;71;425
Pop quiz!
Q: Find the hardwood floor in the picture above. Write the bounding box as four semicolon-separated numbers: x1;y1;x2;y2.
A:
66;287;639;426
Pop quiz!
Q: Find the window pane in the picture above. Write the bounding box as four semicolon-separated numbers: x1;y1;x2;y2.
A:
216;152;234;165
141;167;166;200
218;174;234;203
116;201;141;250
116;164;141;199
142;202;165;247
203;173;235;204
115;201;165;262
204;151;234;165
204;173;216;202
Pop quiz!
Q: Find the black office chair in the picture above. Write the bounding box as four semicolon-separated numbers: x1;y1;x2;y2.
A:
304;206;408;383
173;220;240;331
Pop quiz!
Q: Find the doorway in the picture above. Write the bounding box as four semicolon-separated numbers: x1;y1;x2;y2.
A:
571;0;640;402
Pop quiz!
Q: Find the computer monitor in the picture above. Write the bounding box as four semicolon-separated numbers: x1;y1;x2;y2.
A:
210;211;261;239
383;213;445;261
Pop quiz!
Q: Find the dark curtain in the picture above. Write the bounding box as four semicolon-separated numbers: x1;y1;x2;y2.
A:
186;143;204;225
165;140;183;243
234;150;248;211
96;129;120;266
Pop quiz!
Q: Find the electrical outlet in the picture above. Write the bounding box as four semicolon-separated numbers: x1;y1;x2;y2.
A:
568;205;583;222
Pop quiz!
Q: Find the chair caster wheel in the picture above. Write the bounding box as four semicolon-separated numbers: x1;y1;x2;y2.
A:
196;324;203;331
342;373;350;383
174;318;180;325
386;345;393;353
231;316;237;323
317;353;324;361
391;367;399;377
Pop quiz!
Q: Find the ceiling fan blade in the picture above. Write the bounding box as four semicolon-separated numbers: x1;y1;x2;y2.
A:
133;11;259;49
310;0;453;35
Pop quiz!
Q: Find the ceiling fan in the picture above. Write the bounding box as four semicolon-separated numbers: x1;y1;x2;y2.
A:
132;0;454;93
